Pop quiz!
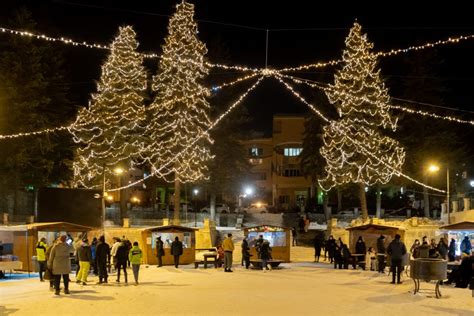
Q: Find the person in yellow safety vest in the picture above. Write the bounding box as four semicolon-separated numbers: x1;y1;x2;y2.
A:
129;242;142;285
36;237;48;282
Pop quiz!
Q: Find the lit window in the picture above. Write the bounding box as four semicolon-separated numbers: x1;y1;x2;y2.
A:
284;148;302;157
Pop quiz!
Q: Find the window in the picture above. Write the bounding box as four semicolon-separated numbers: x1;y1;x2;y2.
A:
249;147;263;157
284;169;301;177
284;148;302;157
279;195;289;204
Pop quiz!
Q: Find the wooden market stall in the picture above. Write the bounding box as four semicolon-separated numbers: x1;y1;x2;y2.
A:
0;222;92;272
243;225;290;262
141;225;197;266
440;221;474;257
346;223;405;253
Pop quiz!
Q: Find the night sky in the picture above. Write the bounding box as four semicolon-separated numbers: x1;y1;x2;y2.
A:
1;0;473;134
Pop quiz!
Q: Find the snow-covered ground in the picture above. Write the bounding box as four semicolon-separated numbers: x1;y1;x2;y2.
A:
1;250;474;315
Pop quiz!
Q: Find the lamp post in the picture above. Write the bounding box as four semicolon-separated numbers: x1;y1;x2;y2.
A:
193;188;199;227
428;164;450;224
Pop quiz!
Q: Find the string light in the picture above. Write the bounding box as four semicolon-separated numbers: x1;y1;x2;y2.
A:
211;72;260;91
280;74;474;126
276;75;445;193
141;1;213;184
108;76;264;192
278;34;474;73
70;25;148;188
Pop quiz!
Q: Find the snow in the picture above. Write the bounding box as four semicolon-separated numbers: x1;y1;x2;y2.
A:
1;248;474;315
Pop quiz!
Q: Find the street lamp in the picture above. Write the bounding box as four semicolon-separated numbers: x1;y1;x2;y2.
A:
193;188;199;227
427;163;450;224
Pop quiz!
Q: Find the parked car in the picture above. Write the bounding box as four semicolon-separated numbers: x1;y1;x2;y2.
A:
242;202;269;214
200;203;230;214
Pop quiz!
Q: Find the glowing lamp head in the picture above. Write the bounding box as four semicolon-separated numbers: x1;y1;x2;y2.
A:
132;196;140;203
106;196;113;201
244;187;253;195
193;189;199;195
470;180;474;188
428;165;440;173
114;167;124;175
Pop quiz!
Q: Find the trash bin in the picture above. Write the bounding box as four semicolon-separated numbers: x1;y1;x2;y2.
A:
31;255;39;272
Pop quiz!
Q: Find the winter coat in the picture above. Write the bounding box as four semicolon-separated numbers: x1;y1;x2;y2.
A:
387;239;407;260
171;240;183;256
342;246;351;259
77;244;92;262
129;245;142;265
314;238;322;252
260;241;271;260
355;241;366;255
241;240;250;258
156;239;165;257
460;238;472;255
96;242;110;263
376;238;386;254
223;237;234;252
437;242;448;259
91;243;96;260
418;244;430;258
36;241;47;261
111;241;121;257
448;240;456;257
48;242;71;275
115;243;129;264
326;239;336;256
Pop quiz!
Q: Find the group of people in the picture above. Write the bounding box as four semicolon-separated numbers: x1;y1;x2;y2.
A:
35;235;143;295
318;234;407;284
155;236;184;268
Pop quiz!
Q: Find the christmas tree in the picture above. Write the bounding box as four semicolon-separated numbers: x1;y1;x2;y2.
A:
319;22;405;219
71;26;147;189
144;1;212;222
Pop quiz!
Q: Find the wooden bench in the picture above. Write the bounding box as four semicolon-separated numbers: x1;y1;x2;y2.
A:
194;253;218;269
249;259;283;269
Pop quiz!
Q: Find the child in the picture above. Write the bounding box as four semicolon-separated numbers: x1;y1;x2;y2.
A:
216;244;225;268
367;247;377;271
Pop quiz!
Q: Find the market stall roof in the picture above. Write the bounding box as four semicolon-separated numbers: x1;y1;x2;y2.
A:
346;223;405;231
140;225;197;232
439;221;474;231
244;225;289;231
26;222;92;232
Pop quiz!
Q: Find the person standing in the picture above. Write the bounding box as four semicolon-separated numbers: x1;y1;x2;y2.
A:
241;238;250;269
110;237;121;272
460;236;472;256
222;233;234;272
326;235;336;263
76;238;92;285
47;235;71;295
387;234;407;284
90;237;98;276
156;237;165;267
115;240;128;284
260;239;271;271
304;217;310;233
35;237;48;282
129;242;142;285
291;227;297;246
448;238;456;261
437;237;448;260
376;235;386;273
95;236;110;284
355;236;367;270
171;236;183;268
314;236;322;263
45;238;59;291
410;239;421;259
255;235;264;259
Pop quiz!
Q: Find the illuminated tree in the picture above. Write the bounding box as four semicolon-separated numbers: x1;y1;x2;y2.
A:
144;1;212;223
71;26;146;189
319;22;405;219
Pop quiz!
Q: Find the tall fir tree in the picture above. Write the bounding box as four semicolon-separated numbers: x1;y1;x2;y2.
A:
319;22;405;219
144;1;212;223
0;8;74;215
71;26;147;190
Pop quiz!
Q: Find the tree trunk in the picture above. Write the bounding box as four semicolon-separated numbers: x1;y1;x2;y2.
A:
423;175;430;217
359;183;368;220
174;177;181;224
323;192;331;222
210;192;216;221
337;186;342;212
376;184;382;218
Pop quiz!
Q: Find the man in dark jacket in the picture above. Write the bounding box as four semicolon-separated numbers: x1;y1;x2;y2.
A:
260;240;272;271
448;238;456;262
314;236;322;263
387;234;407;284
355;236;366;270
376;235;386;273
95;236;110;284
171;236;183;268
326;236;336;263
156;237;165;267
241;238;251;269
115;241;129;283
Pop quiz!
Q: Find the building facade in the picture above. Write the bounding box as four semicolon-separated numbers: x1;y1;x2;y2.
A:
242;115;313;211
